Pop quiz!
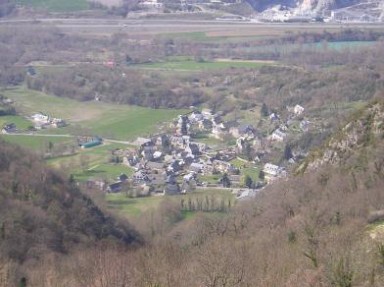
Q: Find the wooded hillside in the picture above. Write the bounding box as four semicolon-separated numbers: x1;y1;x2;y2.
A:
0;140;141;263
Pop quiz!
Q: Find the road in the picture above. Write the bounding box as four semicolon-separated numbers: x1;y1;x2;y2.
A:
3;132;135;145
1;17;383;29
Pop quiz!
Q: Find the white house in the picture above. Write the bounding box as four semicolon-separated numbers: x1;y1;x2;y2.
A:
294;105;305;115
263;163;285;181
270;129;287;142
32;113;49;123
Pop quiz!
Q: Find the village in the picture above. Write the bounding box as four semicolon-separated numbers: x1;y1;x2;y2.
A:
83;103;313;199
0;91;315;200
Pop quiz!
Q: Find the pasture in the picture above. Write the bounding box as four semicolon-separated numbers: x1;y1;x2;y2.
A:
4;88;186;140
106;188;234;218
74;162;135;182
0;115;32;131
16;0;89;12
134;58;266;72
47;142;130;172
1;134;73;150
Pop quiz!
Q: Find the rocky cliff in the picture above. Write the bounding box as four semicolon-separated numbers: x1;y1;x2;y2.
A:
298;99;384;172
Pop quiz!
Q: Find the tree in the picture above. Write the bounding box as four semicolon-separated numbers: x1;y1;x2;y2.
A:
244;175;253;189
19;277;27;287
261;102;269;117
220;173;231;188
180;116;189;135
283;144;293;160
258;170;265;180
125;55;133;65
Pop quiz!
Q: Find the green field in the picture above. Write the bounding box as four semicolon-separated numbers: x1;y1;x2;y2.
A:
107;193;168;217
242;167;261;182
106;188;234;218
74;162;135;182
1;134;73;150
45;141;137;182
238;40;377;55
16;0;89;12
134;58;266;72
0;115;32;130
4;88;186;140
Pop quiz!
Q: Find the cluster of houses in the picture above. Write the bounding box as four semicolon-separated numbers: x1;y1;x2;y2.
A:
31;112;66;129
178;108;260;141
83;104;313;197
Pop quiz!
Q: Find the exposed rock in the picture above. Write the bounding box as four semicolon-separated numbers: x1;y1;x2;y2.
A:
299;101;384;171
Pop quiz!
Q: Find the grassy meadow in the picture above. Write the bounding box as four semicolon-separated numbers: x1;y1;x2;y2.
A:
46;142;132;179
16;0;89;12
106;188;234;218
0;115;32;131
4;87;186;140
134;58;267;72
1;134;73;150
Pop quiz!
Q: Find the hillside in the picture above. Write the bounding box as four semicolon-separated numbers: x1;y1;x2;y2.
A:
2;98;384;286
302;98;384;171
0;140;141;263
245;0;383;21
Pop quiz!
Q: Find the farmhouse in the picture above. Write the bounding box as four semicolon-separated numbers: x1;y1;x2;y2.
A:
263;163;285;181
32;113;49;123
51;118;66;128
270;129;287;142
107;182;122;193
1;123;16;134
294;104;305;116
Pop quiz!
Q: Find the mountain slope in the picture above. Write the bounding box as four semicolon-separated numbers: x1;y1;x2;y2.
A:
0;140;142;263
246;0;382;17
300;98;384;171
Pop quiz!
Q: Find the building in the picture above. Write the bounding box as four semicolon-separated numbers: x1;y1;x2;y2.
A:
81;137;103;149
294;105;305;116
1;123;16;134
263;163;285;181
270;129;287;142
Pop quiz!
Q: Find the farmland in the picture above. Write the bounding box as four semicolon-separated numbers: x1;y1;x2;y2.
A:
134;58;267;71
0;115;32;131
15;0;89;12
4;87;186;140
2;134;73;150
106;188;234;218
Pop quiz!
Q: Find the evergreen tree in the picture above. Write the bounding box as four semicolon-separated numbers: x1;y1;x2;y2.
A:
259;170;265;180
283;144;293;160
221;173;231;188
244;175;253;189
261;103;269;117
